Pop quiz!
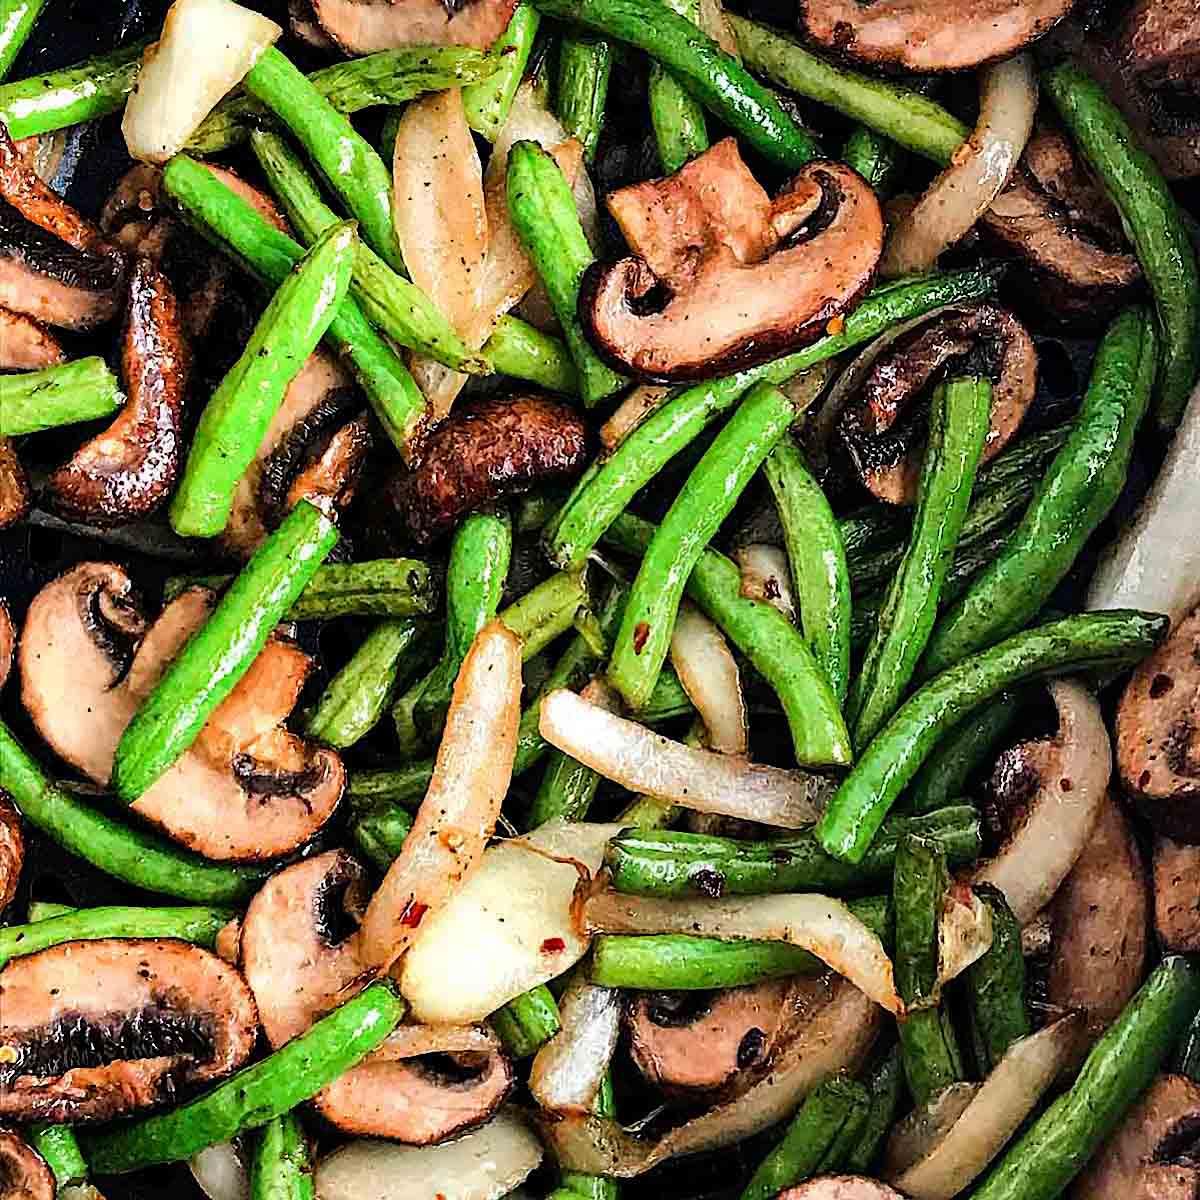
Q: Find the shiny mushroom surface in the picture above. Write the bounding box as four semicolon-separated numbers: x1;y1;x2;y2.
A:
0;1129;55;1200
311;0;518;51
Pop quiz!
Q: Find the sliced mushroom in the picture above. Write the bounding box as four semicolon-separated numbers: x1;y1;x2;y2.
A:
0;938;257;1123
0;792;23;914
1117;604;1200;841
777;1179;904;1200
797;0;1073;71
46;257;189;526
1071;1073;1200;1199
1154;836;1200;953
582;143;883;380
290;0;338;49
0;306;65;369
0;596;13;689
18;564;344;861
311;0;517;51
627;981;791;1095
0;439;30;530
0;1129;55;1200
838;302;1037;504
382;393;591;545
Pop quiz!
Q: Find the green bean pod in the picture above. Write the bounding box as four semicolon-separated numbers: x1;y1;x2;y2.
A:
556;36;613;161
250;1112;314;1200
25;901;74;922
965;885;1030;1075
483;315;577;393
350;801;414;871
1174;1004;1200;1082
561;1069;620;1200
491;984;562;1058
0;356;123;437
646;0;709;172
28;1123;88;1189
0;0;46;81
498;569;588;659
463;3;541;138
843;1045;903;1173
841;124;905;196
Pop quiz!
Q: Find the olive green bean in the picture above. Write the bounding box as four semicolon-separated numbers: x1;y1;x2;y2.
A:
463;3;540;138
491;984;562;1058
250;1112;313;1200
350;801;415;872
1174;1004;1200;1082
966;885;1029;1075
556;36;613;161
843;1045;903;1173
483;315;577;393
498;569;589;658
645;0;708;172
26;901;74;922
841;124;905;195
0;356;122;437
0;0;46;82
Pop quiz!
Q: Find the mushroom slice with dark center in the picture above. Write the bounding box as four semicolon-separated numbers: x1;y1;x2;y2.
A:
797;0;1074;71
18;564;344;861
290;0;339;50
1117;604;1200;841
381;393;591;546
1154;836;1200;954
311;0;518;52
0;938;257;1124
0;1129;55;1200
627;980;791;1095
837;302;1036;504
0;306;65;369
46;257;190;527
581;142;883;381
0;791;24;914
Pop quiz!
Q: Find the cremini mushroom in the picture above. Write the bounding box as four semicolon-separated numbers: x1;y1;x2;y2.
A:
311;0;517;52
1154;836;1200;953
0;1128;55;1200
777;1178;905;1199
0;305;65;369
0;792;23;914
581;141;883;381
0;440;30;530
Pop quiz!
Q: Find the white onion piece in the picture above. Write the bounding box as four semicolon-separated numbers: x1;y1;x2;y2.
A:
399;820;621;1023
971;679;1110;924
1088;380;1200;628
314;1109;542;1200
937;886;993;992
889;1015;1081;1199
735;544;797;624
361;622;521;972
669;603;747;756
539;689;832;829
881;54;1036;278
122;0;280;163
189;1142;249;1200
529;974;621;1114
885;1083;980;1177
600;384;676;451
587;889;902;1013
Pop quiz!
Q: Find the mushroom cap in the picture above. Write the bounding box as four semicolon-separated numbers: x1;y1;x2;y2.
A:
311;0;517;52
0;1128;55;1200
0;438;30;530
0;305;65;370
777;1178;904;1199
0;792;24;914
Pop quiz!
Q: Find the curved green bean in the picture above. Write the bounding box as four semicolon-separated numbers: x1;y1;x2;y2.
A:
0;356;122;437
965;885;1029;1075
250;1113;313;1200
647;0;708;172
463;3;540;139
556;36;613;161
843;1045;903;1173
0;0;46;81
483;315;577;393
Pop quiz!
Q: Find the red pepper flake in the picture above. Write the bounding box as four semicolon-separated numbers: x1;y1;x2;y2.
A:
949;882;974;907
633;622;651;653
541;936;566;953
399;899;429;929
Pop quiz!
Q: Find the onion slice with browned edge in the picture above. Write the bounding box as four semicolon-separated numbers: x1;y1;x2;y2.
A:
587;889;902;1012
736;544;797;623
536;976;881;1175
529;973;622;1115
189;1141;249;1200
361;621;521;972
600;384;676;451
368;1023;497;1060
971;679;1110;924
882;54;1036;278
888;1015;1082;1199
937;886;993;992
669;603;747;755
541;689;833;828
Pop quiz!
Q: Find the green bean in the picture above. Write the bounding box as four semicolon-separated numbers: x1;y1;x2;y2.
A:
250;1112;313;1200
561;1070;620;1200
0;0;46;82
245;47;403;273
606;804;980;898
0;38;147;139
742;1076;870;1200
170;222;355;537
531;737;601;827
347;763;433;809
498;569;588;658
379;106;402;162
922;307;1157;676
483;314;578;393
728;15;967;164
463;3;541;138
556;36;613;162
249;129;486;374
0;905;235;968
26;901;74;922
28;1123;87;1189
0;356;122;437
644;0;709;172
816;609;1168;864
1174;1004;1200;1082
350;801;415;871
965;885;1029;1076
81;982;405;1173
532;0;819;167
841;124;905;195
194;46;499;155
507;139;627;405
491;984;562;1058
608;382;799;713
1044;61;1200;431
973;957;1200;1200
0;718;263;903
114;503;339;802
843;1044;903;1173
546;264;1004;570
161;154;425;452
849;376;991;749
764;436;851;702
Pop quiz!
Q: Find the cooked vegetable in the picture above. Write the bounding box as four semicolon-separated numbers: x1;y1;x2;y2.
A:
462;3;540;138
845;1048;904;1174
669;603;746;754
0;0;46;82
648;0;709;173
482;315;577;393
556;37;612;162
0;356;122;437
27;1123;86;1190
250;1113;312;1200
492;985;562;1059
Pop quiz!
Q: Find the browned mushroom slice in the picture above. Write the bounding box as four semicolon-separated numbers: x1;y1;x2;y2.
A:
290;0;339;49
0;439;30;530
777;1179;904;1199
838;302;1037;504
311;0;517;51
46;258;190;526
627;981;791;1095
0;596;13;690
1154;836;1200;953
382;393;591;545
797;0;1073;71
18;564;344;861
582;144;883;381
0;938;257;1124
0;792;24;913
0;305;65;369
1071;1073;1200;1199
0;1128;55;1200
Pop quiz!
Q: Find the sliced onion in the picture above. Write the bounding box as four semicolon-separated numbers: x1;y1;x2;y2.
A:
529;974;622;1115
669;603;747;755
398;820;621;1024
735;544;797;624
361;622;521;972
885;1084;980;1177
122;0;280;164
189;1141;249;1200
971;679;1111;924
600;384;676;452
881;54;1036;278
539;688;833;829
1088;380;1200;629
888;1015;1082;1199
536;976;881;1175
587;889;902;1012
314;1109;542;1200
937;886;993;992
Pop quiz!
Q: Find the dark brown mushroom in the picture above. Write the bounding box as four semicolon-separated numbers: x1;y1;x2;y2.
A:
0;305;65;369
18;563;344;861
581;143;883;381
0;792;24;914
290;0;339;50
626;981;791;1095
838;302;1037;504
1117;604;1200;842
311;0;518;52
0;439;31;530
777;1179;904;1200
1154;836;1200;954
0;1128;55;1200
382;393;591;546
0;596;13;690
797;0;1074;71
46;257;189;526
1071;1072;1200;1199
0;938;257;1124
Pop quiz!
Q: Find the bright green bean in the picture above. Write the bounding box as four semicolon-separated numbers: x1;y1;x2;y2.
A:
463;3;540;138
28;1123;88;1189
250;1112;313;1200
0;0;46;81
26;901;74;922
498;569;588;659
483;314;577;393
842;124;905;195
0;356;122;437
556;36;613;162
647;0;709;173
491;984;562;1059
